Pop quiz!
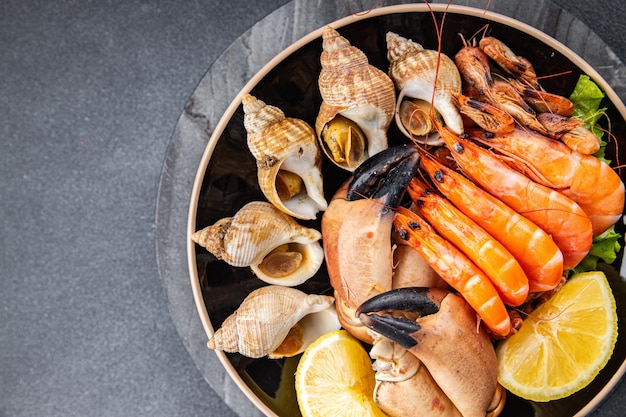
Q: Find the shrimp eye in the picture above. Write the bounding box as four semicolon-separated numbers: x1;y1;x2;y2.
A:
434;169;445;183
453;142;464;153
482;131;495;139
408;221;420;230
398;229;409;240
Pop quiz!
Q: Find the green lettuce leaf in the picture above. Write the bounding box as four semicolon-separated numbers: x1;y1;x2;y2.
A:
568;74;609;161
571;225;622;274
569;74;606;123
567;75;622;275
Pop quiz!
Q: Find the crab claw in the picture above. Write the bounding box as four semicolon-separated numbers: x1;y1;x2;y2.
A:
358;287;504;417
357;287;443;349
346;143;420;204
322;145;420;344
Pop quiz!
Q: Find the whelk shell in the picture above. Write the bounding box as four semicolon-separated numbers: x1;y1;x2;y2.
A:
316;26;396;171
386;31;463;145
191;201;324;286
243;94;328;220
207;285;340;359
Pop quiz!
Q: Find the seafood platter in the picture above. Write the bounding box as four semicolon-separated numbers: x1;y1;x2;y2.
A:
186;3;626;417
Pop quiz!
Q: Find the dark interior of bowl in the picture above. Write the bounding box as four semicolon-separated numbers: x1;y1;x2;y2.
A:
192;10;626;417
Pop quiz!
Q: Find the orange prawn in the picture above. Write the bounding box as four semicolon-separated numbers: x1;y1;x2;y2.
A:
394;206;512;337
489;80;549;134
419;154;563;292
407;178;529;306
468;126;624;236
508;79;574;117
452;92;515;134
536;112;601;155
437;126;593;270
454;37;497;104
478;36;539;88
454;39;547;134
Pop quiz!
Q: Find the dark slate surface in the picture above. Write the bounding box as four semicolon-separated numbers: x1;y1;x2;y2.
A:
2;1;625;417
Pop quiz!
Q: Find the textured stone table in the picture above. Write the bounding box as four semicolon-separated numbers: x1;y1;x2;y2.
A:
1;1;625;417
158;1;626;417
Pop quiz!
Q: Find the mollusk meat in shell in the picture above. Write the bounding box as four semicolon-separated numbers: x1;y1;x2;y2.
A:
386;31;463;144
207;285;340;359
191;201;324;286
243;94;327;220
316;26;396;171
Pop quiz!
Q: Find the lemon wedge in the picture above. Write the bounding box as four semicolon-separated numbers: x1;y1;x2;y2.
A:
295;329;388;417
496;271;618;402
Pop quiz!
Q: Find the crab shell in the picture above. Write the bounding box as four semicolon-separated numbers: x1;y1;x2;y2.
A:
369;337;462;417
207;285;340;359
386;31;463;144
315;26;396;171
243;94;328;220
191;201;324;286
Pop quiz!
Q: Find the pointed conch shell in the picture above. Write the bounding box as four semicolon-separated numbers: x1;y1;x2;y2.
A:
243;94;327;220
386;31;463;145
191;201;324;286
316;26;395;171
207;286;340;358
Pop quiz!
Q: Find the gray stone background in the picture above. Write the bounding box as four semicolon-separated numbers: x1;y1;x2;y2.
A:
2;1;625;416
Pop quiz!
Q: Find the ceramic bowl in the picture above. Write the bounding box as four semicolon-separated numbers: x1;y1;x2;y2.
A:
187;4;626;417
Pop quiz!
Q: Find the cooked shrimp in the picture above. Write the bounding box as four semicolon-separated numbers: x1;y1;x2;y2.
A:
509;79;574;116
407;178;529;306
536;112;583;137
468;126;623;236
561;126;602;155
537;112;601;154
452;92;514;134
438;126;592;269
478;36;539;88
490;80;548;134
454;39;497;104
394;207;512;337
419;154;563;292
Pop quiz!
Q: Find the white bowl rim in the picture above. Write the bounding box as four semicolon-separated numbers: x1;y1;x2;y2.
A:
186;3;626;417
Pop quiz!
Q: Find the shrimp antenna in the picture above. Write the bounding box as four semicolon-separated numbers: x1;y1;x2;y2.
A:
422;0;452;137
345;0;384;17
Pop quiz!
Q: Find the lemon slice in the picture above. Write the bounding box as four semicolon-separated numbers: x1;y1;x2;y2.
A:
496;271;618;402
295;329;388;417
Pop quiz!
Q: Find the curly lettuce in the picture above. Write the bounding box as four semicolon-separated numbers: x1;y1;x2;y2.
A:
569;74;609;161
572;225;622;274
568;75;623;273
